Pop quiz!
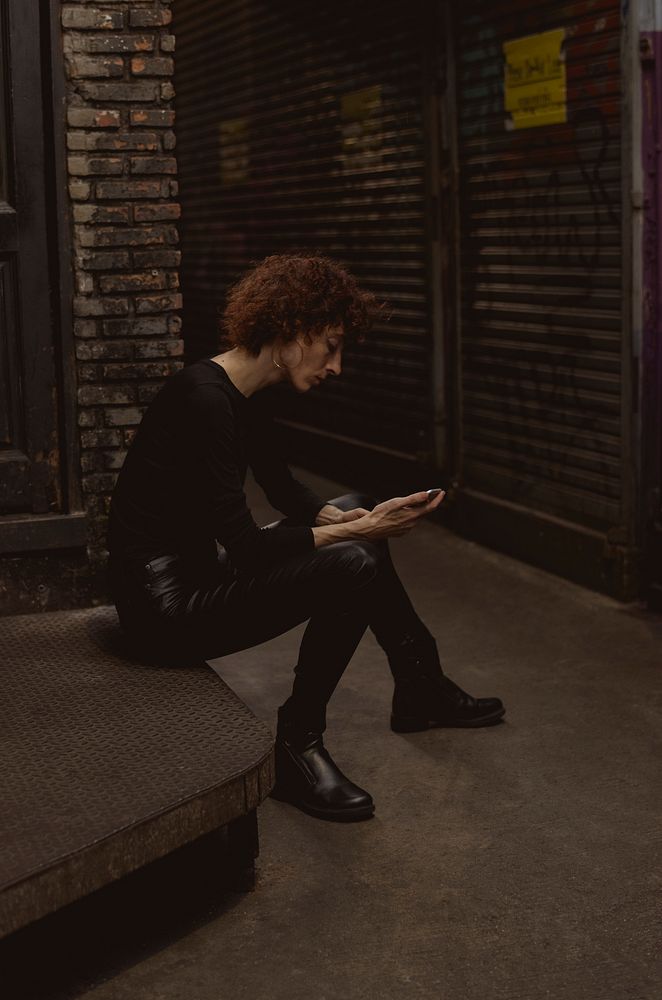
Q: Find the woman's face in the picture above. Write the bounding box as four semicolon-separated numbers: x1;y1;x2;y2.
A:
281;325;345;392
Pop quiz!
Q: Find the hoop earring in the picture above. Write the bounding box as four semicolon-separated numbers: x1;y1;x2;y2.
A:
272;342;304;370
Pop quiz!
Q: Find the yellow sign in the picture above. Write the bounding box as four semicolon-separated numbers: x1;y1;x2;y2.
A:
341;85;381;122
503;28;566;130
340;86;382;173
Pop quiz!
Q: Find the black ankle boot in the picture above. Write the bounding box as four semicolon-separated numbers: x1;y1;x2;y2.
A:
388;634;506;732
270;708;375;822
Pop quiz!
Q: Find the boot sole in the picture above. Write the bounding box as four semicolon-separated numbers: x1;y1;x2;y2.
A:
391;706;506;732
269;785;375;822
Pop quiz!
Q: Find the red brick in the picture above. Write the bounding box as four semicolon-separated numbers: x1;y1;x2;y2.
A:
80;429;123;448
68;155;123;176
78;226;176;248
130;156;176;175
78;81;158;102
130;109;174;127
95;179;161;200
76;340;133;361
131;56;173;76
78;410;99;428
99;272;166;293
97;361;181;380
76;272;95;295
133;338;184;359
135;292;182;314
62;7;124;30
68;55;124;78
78;385;135;405
81;451;105;473
84;34;154;53
82;473;118;494
73;205;130;225
67;108;121;128
78;363;102;382
69;131;160;152
78;249;131;270
69;179;92;200
142;315;176;336
132;249;181;268
103;316;168;337
104;406;145;426
74;319;98;339
133;202;180;222
129;8;172;27
73;296;129;316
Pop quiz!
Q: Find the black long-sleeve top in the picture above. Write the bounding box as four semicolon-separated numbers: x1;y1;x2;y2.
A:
107;358;328;577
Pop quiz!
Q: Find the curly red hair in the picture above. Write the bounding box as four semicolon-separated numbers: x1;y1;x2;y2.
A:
219;253;384;356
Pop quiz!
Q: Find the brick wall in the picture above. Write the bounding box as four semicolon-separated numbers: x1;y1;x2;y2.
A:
62;1;184;574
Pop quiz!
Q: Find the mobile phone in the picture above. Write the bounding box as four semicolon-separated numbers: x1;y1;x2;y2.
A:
407;488;445;507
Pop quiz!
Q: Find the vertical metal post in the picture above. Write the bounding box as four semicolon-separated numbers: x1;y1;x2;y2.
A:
424;0;462;484
637;0;662;606
422;0;448;475
619;0;642;598
442;0;462;491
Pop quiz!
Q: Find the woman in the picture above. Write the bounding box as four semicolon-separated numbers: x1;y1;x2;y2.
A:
107;253;505;824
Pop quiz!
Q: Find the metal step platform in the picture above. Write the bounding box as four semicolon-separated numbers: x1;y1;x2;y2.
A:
0;604;275;938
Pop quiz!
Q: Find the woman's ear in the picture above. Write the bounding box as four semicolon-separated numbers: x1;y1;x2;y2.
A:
292;319;313;347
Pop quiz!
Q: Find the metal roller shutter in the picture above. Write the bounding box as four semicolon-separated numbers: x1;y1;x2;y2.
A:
174;0;433;462
455;0;624;531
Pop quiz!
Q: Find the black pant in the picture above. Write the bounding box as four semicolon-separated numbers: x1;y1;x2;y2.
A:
108;492;432;733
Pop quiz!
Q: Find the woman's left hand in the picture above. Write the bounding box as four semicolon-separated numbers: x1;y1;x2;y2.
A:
314;504;371;525
340;507;371;522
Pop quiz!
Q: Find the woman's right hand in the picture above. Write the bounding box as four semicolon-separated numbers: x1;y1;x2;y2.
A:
355;490;446;540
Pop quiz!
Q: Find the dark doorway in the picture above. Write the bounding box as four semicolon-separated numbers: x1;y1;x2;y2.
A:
0;1;67;522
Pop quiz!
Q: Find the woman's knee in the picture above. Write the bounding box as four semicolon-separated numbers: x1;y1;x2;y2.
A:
318;538;381;589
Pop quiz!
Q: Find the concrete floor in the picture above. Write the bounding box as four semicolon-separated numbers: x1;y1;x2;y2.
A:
4;468;662;999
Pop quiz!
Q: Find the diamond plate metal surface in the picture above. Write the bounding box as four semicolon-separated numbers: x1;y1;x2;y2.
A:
0;604;274;933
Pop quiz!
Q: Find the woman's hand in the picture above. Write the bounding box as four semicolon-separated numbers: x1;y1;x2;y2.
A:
314;504;344;525
352;490;445;541
340;507;371;522
314;504;371;526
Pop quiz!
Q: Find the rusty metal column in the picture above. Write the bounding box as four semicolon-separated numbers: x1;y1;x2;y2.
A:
638;0;662;608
